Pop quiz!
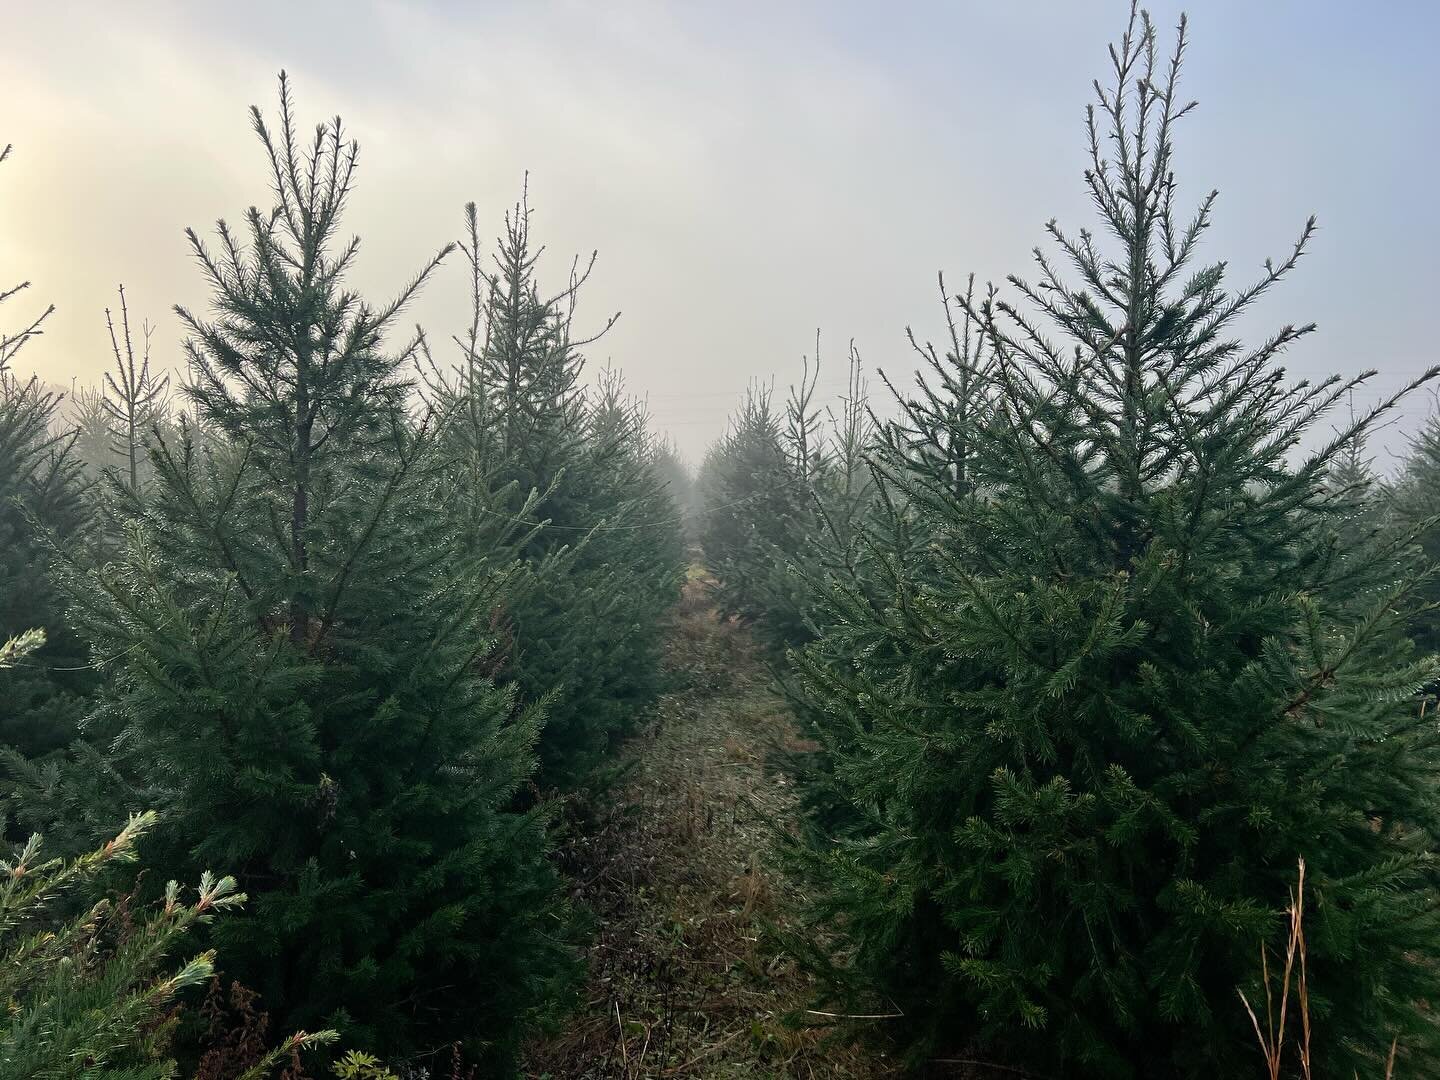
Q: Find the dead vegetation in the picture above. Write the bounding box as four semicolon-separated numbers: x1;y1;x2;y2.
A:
1240;858;1401;1080
522;571;893;1079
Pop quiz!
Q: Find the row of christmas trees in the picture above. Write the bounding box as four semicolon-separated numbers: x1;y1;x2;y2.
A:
700;9;1440;1078
0;78;686;1074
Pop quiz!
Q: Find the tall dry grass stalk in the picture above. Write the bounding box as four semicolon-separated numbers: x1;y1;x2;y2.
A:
1238;858;1398;1079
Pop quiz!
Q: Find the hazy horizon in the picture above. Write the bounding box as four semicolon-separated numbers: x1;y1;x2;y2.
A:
5;0;1437;465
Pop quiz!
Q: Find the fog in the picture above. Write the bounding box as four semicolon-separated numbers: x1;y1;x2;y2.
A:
5;1;1436;463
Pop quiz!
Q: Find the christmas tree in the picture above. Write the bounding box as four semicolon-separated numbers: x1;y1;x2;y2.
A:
425;196;683;787
62;78;574;1063
699;381;815;648
788;9;1440;1076
700;339;877;654
0;143;94;768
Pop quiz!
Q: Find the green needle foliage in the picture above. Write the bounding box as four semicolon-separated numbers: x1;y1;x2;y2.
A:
700;339;876;656
0;143;95;776
424;195;683;788
0;810;337;1079
1390;407;1440;655
787;9;1440;1077
700;382;811;646
95;285;170;497
0;374;91;763
60;78;574;1064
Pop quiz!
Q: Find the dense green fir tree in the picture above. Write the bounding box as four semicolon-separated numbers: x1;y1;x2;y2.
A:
1390;407;1440;655
785;10;1440;1077
0;144;94;768
1323;430;1381;553
61;80;574;1064
649;435;697;538
697;341;885;837
425;197;683;787
0;377;91;763
573;365;687;734
700;339;877;654
699;382;814;648
795;340;880;642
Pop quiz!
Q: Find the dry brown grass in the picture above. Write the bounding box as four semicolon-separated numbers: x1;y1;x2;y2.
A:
1240;858;1398;1080
521;569;893;1079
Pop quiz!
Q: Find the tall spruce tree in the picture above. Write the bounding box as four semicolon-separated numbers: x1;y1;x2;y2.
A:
649;435;697;539
788;10;1440;1076
426;197;682;786
0;377;90;762
578;365;688;731
0;262;130;855
62;79;573;1062
699;381;812;645
700;339;877;654
90;284;171;494
0;144;93;767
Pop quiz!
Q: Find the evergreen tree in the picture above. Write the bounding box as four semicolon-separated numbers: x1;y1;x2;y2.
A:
0;143;94;765
0;149;129;858
700;338;877;653
426;197;683;786
0;376;91;761
572;367;687;749
798;339;878;629
63;79;573;1062
699;381;811;644
788;10;1440;1076
1324;427;1382;553
1390;403;1440;655
68;383;115;485
69;285;171;494
648;435;697;540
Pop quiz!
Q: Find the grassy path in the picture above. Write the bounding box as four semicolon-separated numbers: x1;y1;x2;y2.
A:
523;573;889;1079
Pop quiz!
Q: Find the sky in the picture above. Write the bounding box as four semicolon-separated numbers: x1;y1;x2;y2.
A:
3;1;1437;466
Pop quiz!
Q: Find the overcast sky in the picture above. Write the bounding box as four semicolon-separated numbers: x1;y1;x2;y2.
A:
4;1;1437;464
